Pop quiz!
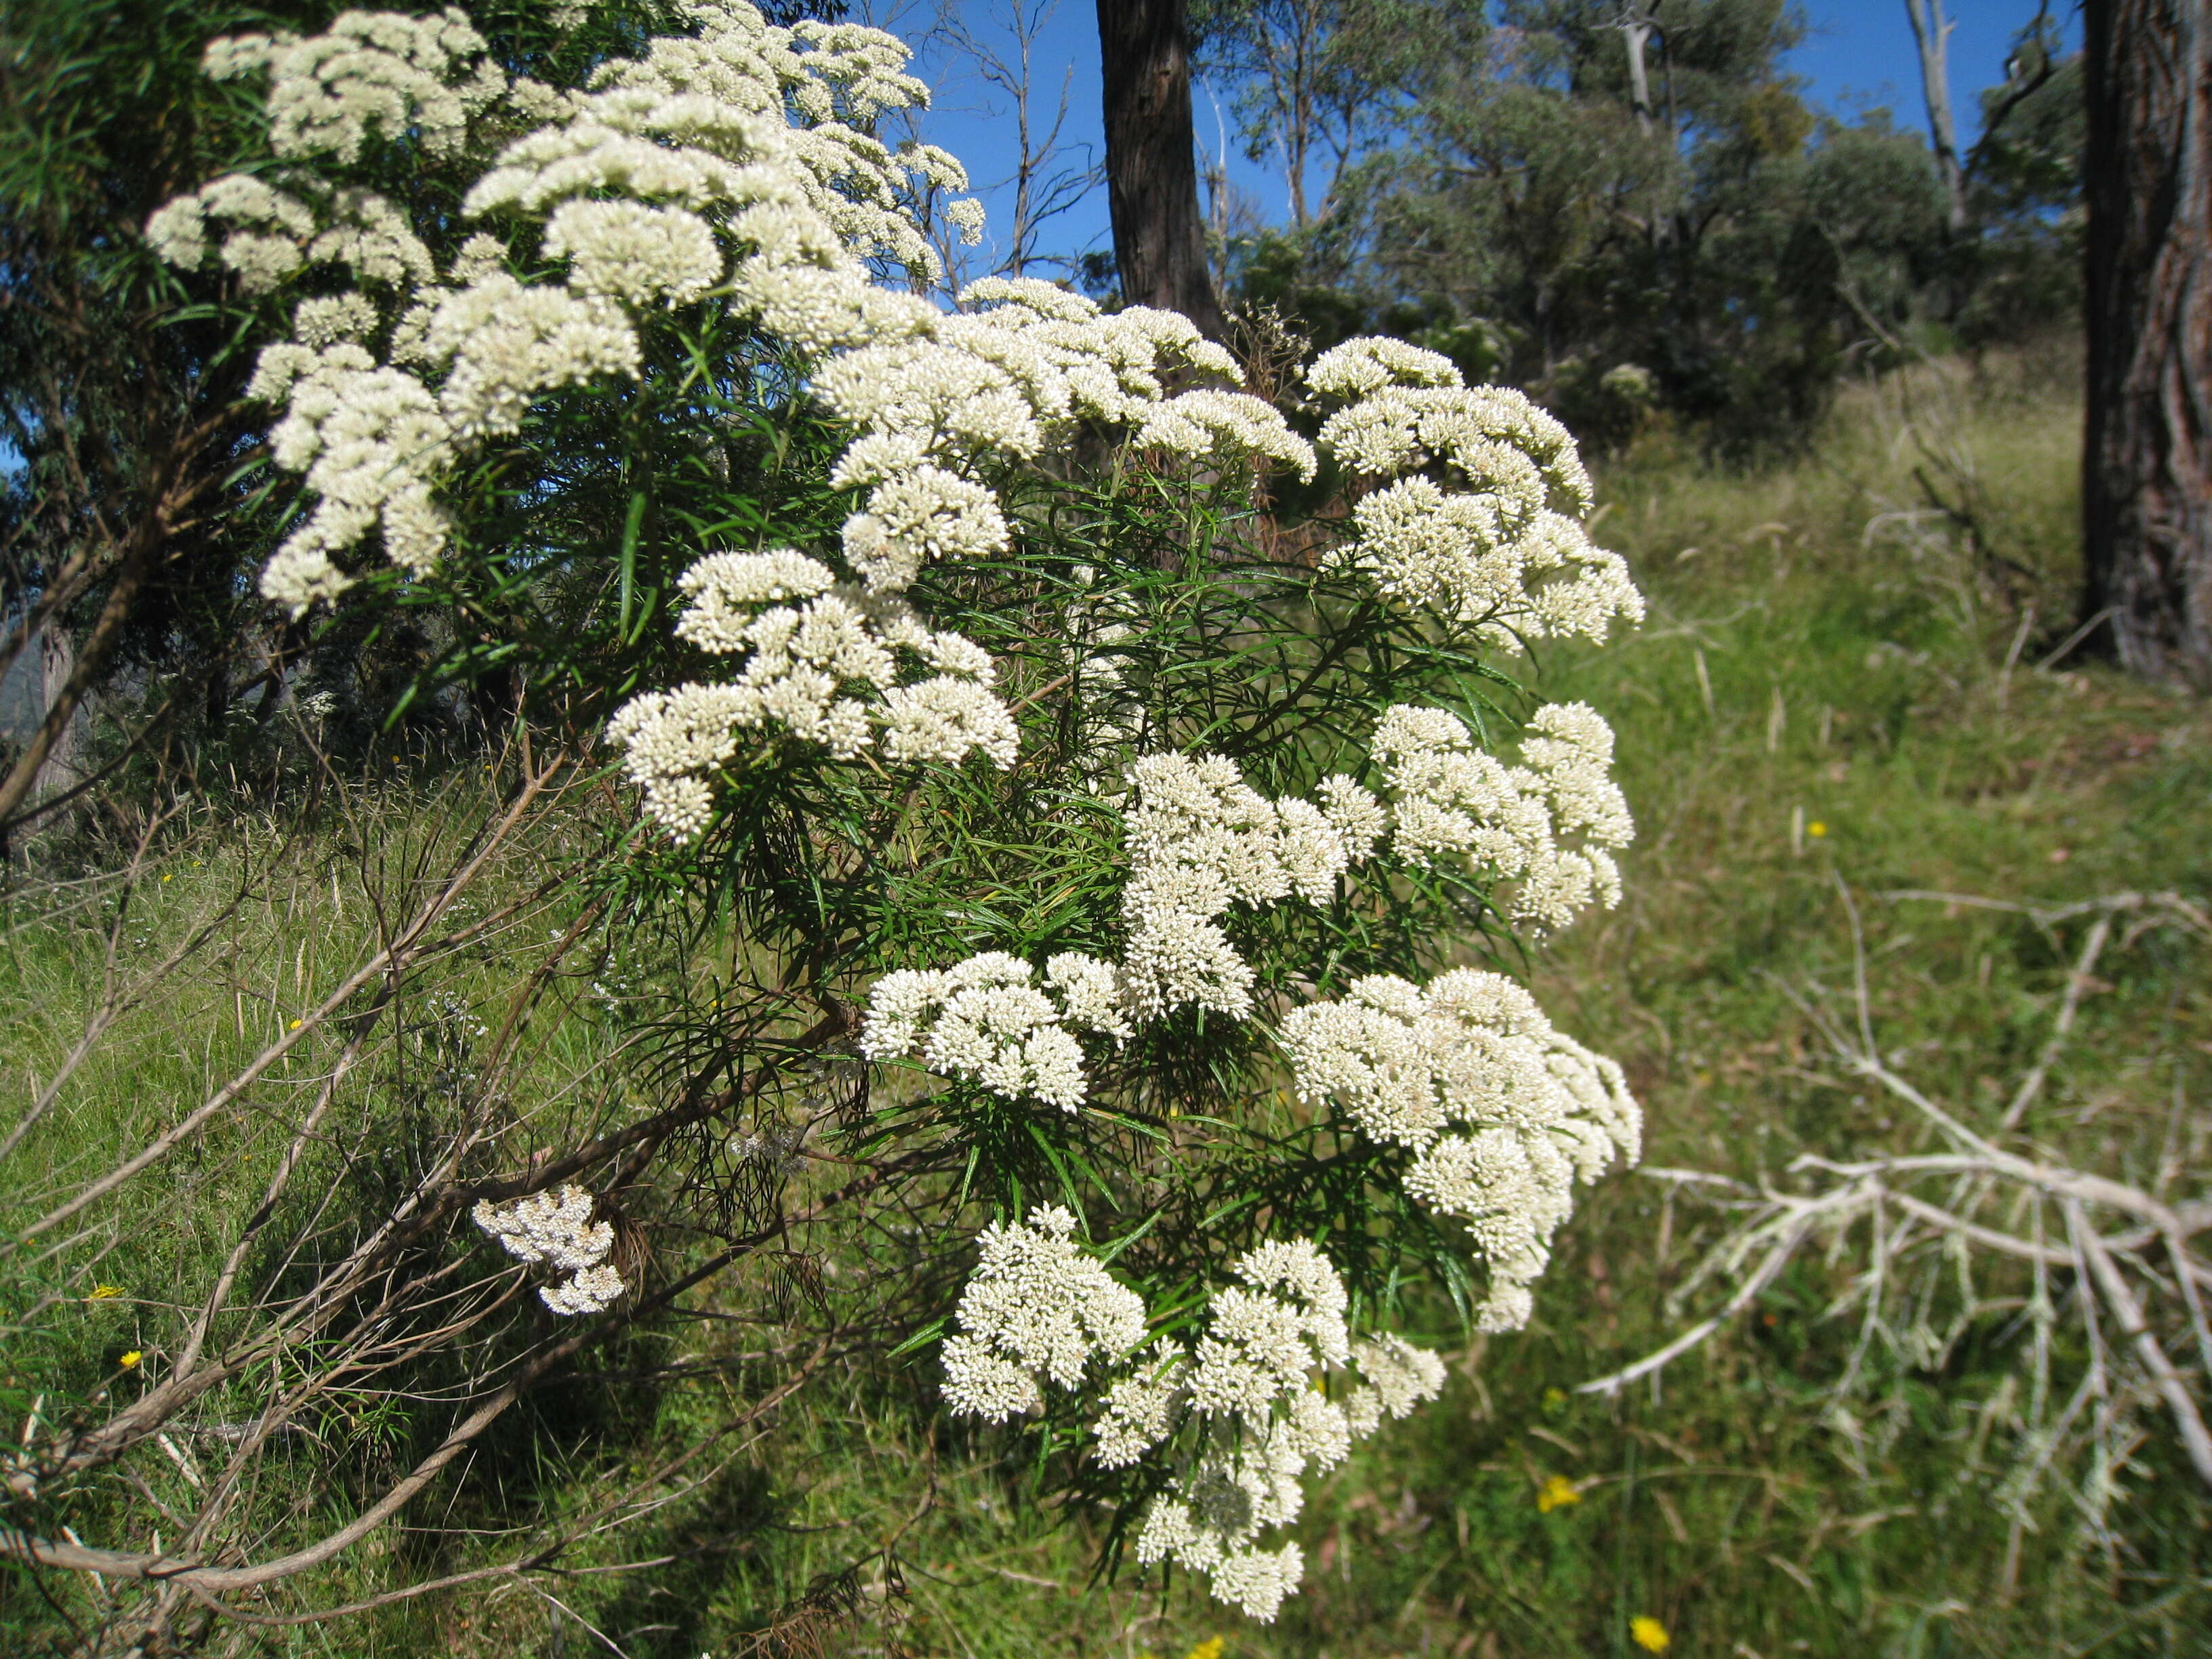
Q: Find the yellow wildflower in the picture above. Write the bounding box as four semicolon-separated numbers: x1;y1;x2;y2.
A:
119;1351;142;1369
1631;1616;1671;1652
1807;820;1826;838
87;1285;124;1300
1536;1474;1582;1513
161;873;171;882
1185;1641;1225;1659
289;1019;304;1030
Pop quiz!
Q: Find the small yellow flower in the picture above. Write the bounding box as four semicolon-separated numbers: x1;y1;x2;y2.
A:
1807;820;1827;838
87;1285;123;1300
119;1351;142;1369
1632;1615;1671;1652
1185;1641;1225;1659
1536;1474;1582;1513
289;1019;304;1030
1542;1385;1569;1412
161;873;171;882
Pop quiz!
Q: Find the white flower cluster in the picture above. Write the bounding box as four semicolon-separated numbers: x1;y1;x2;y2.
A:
1118;753;1383;1021
940;1217;1444;1622
859;752;1380;1111
212;8;505;164
938;1206;1147;1418
1307;337;1645;649
472;1184;626;1315
856;958;1110;1115
146;175;439;298
1345;1333;1454;1435
818;276;1311;593
606;550;1016;836
149;2;1307;636
1278;970;1641;1332
860;696;1622;1141
1370;701;1633;930
858;951;1127;1112
146;7;478;296
247;342;450;609
1124;1252;1432;1620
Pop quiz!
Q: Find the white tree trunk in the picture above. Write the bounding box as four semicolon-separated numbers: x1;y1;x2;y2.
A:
1904;0;1969;231
37;626;82;799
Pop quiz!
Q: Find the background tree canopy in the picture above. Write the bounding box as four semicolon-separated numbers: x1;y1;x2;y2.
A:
1187;0;2082;455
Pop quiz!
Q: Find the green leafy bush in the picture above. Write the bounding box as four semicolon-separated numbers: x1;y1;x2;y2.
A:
3;2;1658;1645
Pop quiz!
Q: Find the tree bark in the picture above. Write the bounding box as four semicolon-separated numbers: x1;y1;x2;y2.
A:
1621;9;1658;138
1905;0;1970;233
1095;0;1227;337
0;426;208;840
2082;0;2212;686
36;626;81;798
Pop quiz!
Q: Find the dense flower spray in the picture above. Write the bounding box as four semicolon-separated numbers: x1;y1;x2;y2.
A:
152;0;1651;1625
940;1214;1445;1621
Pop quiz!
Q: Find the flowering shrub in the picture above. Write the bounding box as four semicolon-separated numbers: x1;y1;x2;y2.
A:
147;0;1650;1625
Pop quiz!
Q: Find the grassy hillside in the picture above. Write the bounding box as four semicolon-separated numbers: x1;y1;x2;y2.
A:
6;345;2207;1658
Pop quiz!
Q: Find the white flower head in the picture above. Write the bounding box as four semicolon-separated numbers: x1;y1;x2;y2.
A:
1304;346;1639;643
1187;1238;1351;1421
940;1206;1146;1418
1094;1335;1191;1467
1307;336;1464;401
614;572;1016;833
1115;752;1374;1023
945;195;986;244
543;197;723;306
1368;701;1633;932
473;1184;626;1317
1280;968;1640;1330
861;953;1110;1110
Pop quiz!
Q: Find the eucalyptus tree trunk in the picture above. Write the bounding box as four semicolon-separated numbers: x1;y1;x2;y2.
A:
1095;0;1227;338
1904;0;1969;232
2082;0;2212;685
1620;6;1658;136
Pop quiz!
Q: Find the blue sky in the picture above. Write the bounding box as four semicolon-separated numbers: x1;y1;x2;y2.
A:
888;0;2077;280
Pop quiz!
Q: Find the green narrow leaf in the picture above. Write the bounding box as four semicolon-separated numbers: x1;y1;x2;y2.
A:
617;489;649;633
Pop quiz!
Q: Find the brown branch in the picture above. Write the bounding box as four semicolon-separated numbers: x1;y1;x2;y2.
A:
0;414;236;836
0;1152;914;1594
9;750;571;1250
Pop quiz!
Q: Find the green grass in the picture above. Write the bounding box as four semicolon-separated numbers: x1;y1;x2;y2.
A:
7;344;2208;1657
